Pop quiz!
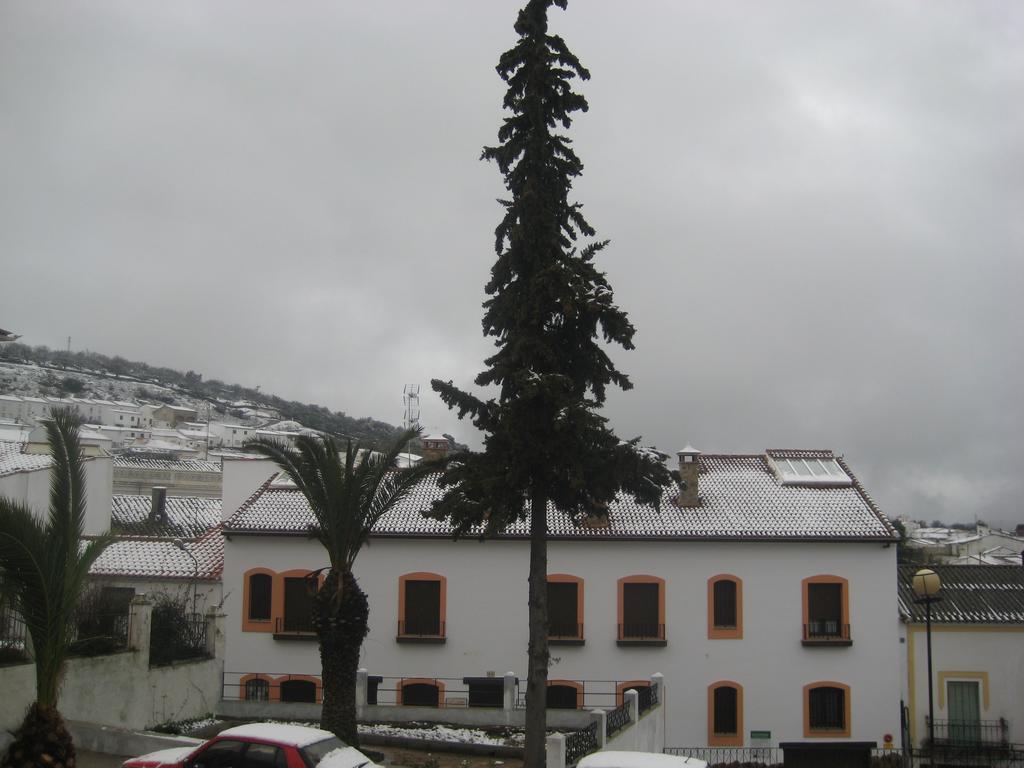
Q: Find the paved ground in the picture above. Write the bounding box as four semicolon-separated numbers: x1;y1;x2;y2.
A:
78;751;128;768
77;747;520;768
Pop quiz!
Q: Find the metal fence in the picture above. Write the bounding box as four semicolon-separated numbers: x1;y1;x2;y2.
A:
150;611;208;666
606;702;630;737
926;717;1010;748
0;606;29;663
69;610;130;656
638;681;659;714
666;747;782;767
565;721;600;765
667;746;1024;768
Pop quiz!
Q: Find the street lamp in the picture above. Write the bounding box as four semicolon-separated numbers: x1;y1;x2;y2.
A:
911;568;942;750
173;539;199;615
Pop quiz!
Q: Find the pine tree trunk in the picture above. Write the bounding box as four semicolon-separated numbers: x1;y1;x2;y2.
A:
316;569;368;747
1;703;75;768
524;491;549;768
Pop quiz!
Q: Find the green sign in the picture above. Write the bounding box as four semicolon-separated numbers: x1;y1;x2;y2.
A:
750;731;771;740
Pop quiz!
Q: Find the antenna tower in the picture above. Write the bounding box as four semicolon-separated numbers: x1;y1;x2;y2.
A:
403;385;421;432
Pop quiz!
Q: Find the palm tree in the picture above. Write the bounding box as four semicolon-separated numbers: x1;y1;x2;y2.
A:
0;409;113;768
246;430;422;746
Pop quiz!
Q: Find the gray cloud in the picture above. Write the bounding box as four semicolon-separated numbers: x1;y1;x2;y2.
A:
2;1;1021;527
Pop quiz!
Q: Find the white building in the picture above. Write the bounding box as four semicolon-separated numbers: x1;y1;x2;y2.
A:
897;564;1024;750
0;438;112;536
219;448;901;749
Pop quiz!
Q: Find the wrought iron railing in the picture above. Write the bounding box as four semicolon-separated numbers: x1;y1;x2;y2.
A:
69;611;129;656
870;745;1024;767
802;622;852;643
150;612;208;666
606;702;630;737
638;682;659;714
617;623;665;641
275;616;316;635
926;716;1009;747
548;622;584;640
396;619;445;639
666;747;781;767
0;606;29;663
565;721;599;765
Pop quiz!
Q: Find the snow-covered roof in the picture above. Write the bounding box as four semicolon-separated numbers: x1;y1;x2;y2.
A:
225;452;896;541
0;440;52;477
113;455;221;473
89;526;223;581
111;494;221;538
897;564;1024;624
217;723;335;748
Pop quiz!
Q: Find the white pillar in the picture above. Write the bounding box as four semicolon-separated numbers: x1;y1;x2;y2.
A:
590;709;608;749
356;668;368;719
625;689;640;750
546;733;567;768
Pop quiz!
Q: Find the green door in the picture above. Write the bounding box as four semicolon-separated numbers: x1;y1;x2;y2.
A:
947;680;981;745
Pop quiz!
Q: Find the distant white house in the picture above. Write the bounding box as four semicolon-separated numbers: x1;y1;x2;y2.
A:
897;565;1024;750
902;522;1024;565
219;447;902;749
0;438;112;536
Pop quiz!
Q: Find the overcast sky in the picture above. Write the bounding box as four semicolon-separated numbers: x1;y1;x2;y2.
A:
1;1;1021;528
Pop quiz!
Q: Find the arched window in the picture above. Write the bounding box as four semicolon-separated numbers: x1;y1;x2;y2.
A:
804;682;851;737
244;678;271;702
547;680;583;709
708;575;743;639
280;678;318;704
802;576;851;644
399;678;444;707
547;575;584;643
708;682;743;746
242;568;276;632
617;576;666;645
615;680;651;707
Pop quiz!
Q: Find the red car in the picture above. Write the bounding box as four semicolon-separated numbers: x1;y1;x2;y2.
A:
122;724;378;768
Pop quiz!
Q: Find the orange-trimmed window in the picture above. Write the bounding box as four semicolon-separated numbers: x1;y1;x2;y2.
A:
279;674;321;704
243;568;276;632
804;682;851;737
398;572;446;641
708;682;743;746
278;569;318;635
399;678;445;707
708;575;743;639
240;673;275;702
548;574;584;643
617;576;666;645
547;680;584;709
616;680;651;706
802;575;851;644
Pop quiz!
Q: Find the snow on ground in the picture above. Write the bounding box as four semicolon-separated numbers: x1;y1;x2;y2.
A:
358;724;524;747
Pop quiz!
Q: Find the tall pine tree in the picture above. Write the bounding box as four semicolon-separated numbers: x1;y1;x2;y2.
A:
431;1;673;764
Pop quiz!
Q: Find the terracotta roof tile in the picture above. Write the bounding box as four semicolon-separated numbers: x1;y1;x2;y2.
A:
224;453;896;541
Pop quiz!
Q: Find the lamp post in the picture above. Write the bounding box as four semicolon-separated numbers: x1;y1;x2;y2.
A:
912;568;942;752
173;539;199;615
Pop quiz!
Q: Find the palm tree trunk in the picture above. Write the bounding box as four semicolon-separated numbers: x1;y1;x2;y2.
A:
2;703;75;768
524;490;549;768
316;569;368;747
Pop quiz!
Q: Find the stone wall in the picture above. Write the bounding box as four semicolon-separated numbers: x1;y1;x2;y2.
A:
0;596;225;740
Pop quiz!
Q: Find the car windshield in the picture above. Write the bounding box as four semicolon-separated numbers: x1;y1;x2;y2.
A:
299;738;353;768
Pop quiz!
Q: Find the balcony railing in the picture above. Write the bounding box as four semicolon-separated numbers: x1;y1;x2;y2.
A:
396;619;445;643
548;622;584;644
617;623;666;646
802;622;852;646
927;716;1009;748
274;616;316;638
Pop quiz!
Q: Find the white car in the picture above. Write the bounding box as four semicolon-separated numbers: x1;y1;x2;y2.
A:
577;751;708;768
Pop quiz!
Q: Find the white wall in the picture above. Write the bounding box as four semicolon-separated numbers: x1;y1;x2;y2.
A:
223;535;901;747
221;457;277;520
0;455;111;535
905;624;1024;747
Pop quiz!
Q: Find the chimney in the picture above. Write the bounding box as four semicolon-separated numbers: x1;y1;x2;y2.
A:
150;486;168;523
422;434;450;462
676;445;701;507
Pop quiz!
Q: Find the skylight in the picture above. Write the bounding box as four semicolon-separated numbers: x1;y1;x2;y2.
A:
770;456;852;486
